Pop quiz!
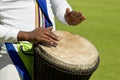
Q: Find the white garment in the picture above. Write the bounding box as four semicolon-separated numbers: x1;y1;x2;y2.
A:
0;0;72;42
0;0;72;80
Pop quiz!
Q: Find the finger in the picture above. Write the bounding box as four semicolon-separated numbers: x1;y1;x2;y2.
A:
45;34;59;45
44;30;60;41
48;32;59;41
79;15;85;21
41;38;54;45
78;12;85;20
47;26;53;31
41;28;59;41
82;16;86;20
40;40;58;47
41;35;58;46
66;8;70;14
77;12;82;17
75;12;85;21
36;28;58;41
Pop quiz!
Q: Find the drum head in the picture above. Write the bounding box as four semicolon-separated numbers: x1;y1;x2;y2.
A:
34;30;100;75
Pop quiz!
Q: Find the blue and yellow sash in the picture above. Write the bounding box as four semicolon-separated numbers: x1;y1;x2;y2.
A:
5;0;53;80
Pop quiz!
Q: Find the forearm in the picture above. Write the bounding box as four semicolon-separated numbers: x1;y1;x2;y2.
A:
17;31;31;42
17;31;36;43
17;27;59;45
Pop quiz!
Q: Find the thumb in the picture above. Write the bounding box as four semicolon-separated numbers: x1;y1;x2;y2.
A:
66;8;70;14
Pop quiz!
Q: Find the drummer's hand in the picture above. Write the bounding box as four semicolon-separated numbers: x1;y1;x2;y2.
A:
65;8;85;26
17;27;59;46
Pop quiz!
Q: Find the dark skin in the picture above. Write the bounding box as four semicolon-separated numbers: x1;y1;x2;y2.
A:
17;27;59;45
65;8;85;25
17;8;85;46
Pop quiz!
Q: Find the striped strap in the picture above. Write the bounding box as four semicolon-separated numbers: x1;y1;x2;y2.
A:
37;0;53;28
5;43;31;80
35;2;46;28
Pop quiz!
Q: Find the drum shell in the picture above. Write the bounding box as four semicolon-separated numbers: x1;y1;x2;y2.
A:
33;30;100;80
34;51;92;80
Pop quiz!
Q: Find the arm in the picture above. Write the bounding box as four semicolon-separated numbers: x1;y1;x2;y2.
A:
65;8;85;25
17;27;59;45
0;1;59;46
50;0;85;26
0;24;59;45
50;0;72;24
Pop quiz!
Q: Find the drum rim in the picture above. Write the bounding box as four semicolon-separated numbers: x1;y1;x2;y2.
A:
34;44;100;75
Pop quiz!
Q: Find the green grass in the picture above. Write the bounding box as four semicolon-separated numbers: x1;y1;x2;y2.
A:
55;0;120;80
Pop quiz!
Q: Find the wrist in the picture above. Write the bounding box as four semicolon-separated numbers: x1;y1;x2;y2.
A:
17;31;31;42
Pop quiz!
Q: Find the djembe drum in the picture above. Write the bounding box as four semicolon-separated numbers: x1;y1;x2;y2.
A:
34;31;100;80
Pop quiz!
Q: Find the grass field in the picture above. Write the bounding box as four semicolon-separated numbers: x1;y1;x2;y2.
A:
55;0;120;80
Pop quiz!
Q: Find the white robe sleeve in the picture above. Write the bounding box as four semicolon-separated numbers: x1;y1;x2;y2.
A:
0;24;19;42
50;0;72;24
0;1;35;43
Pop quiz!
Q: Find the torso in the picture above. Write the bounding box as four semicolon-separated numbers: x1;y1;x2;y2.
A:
0;0;55;31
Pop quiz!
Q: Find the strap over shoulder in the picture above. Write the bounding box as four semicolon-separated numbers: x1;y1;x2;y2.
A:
36;0;53;28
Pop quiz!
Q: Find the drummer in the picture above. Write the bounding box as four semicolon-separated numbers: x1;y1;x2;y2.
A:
0;0;85;80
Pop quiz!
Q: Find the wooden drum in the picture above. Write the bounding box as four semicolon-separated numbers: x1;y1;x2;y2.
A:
34;31;100;80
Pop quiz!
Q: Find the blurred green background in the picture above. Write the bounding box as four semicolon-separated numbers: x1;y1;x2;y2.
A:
55;0;120;80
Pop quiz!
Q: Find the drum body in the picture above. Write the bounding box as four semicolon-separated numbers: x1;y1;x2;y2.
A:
34;31;100;80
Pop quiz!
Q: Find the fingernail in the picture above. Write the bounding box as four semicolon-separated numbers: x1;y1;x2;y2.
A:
51;42;53;45
57;37;61;41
